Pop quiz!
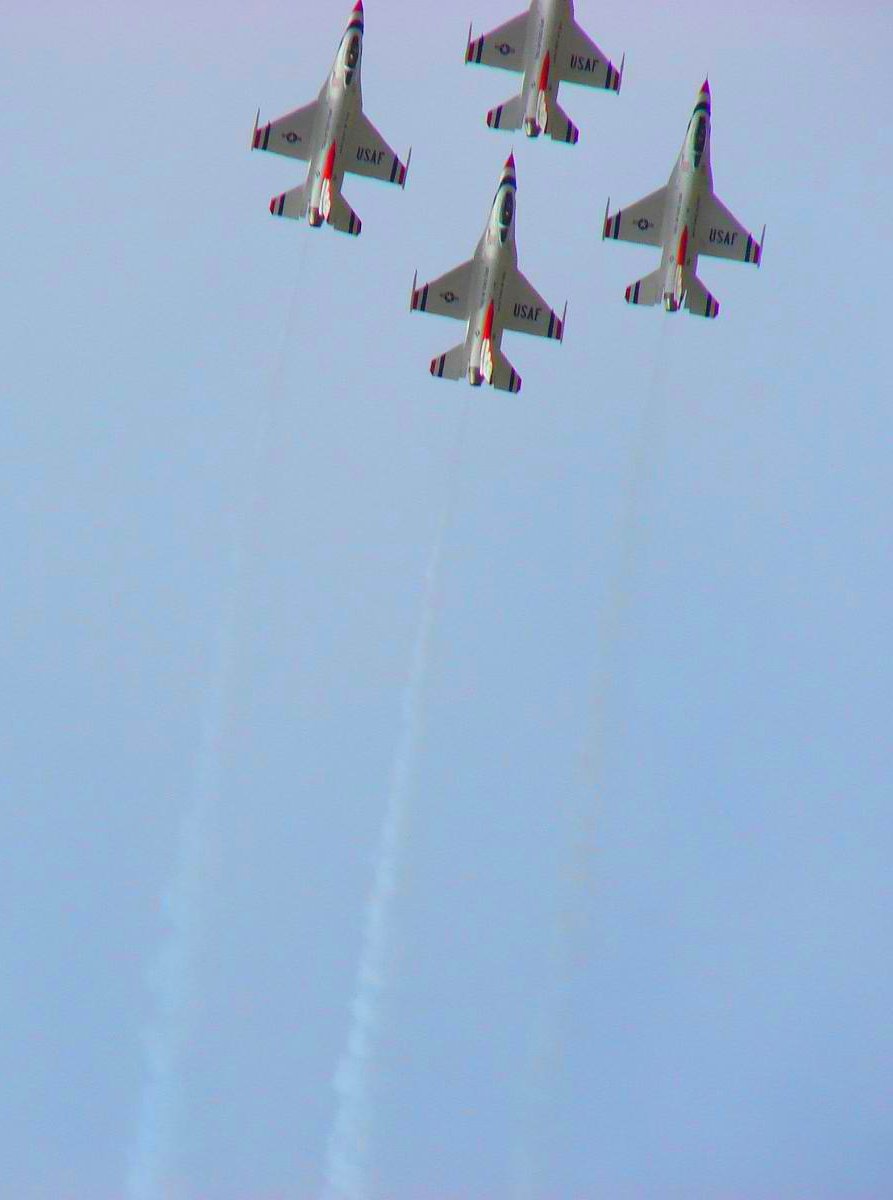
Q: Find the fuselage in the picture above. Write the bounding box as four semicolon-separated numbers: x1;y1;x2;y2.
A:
306;7;365;224
464;159;519;385
658;80;713;309
519;0;572;136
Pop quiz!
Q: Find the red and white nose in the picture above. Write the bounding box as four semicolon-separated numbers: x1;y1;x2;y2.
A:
346;0;364;32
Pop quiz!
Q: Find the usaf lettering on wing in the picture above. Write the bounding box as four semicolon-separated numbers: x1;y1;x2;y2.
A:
569;54;600;73
709;228;738;246
514;302;542;322
357;146;386;164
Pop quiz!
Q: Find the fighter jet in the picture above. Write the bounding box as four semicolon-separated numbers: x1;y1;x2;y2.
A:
250;1;409;236
464;0;623;144
602;79;764;317
410;154;565;393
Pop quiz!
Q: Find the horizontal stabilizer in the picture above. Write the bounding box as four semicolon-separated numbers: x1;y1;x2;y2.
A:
325;190;362;237
545;99;579;145
430;344;468;381
624;269;663;307
486;94;524;132
269;184;308;221
684;273;720;319
488;346;522;393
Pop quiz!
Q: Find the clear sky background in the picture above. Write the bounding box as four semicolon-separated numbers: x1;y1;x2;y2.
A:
3;2;892;1198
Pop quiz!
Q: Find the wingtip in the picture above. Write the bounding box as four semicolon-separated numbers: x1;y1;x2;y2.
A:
402;146;412;189
560;300;568;343
250;107;260;150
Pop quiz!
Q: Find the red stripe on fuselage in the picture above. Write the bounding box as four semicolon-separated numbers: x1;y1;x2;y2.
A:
322;141;337;181
482;299;495;341
677;225;689;267
538;51;550;94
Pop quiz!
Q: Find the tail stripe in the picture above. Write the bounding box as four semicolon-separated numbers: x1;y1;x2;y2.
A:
262;123;271;151
389;155;399;184
633;281;640;304
547;311;555;339
421;284;429;312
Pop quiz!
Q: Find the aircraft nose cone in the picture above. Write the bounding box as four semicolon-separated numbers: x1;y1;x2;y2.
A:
352;0;363;10
504;151;516;171
701;76;710;95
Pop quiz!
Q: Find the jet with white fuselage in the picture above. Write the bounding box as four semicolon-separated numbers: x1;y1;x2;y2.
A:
603;79;764;317
465;0;623;145
410;155;565;393
251;1;409;236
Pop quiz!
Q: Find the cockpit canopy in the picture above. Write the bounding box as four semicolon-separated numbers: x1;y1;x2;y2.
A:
497;189;514;241
343;34;360;84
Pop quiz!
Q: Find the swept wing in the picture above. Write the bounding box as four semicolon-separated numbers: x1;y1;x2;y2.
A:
410;261;475;320
465;12;529;71
502;268;565;340
696;194;763;264
252;99;320;161
603;187;668;248
344;112;410;186
557;21;622;91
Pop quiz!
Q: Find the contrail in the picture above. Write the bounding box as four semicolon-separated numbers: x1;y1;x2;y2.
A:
320;398;470;1200
511;324;670;1200
126;280;300;1200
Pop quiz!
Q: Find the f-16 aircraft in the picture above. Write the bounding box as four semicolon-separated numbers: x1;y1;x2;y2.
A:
410;154;565;393
603;79;764;317
250;1;409;236
465;0;623;144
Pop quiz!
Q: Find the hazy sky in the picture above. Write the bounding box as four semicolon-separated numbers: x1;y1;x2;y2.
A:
3;2;892;1198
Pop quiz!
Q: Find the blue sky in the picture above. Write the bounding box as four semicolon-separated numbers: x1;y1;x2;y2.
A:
2;2;891;1198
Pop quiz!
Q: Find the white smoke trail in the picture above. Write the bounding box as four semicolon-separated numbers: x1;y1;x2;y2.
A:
320;398;470;1200
126;279;300;1200
511;324;671;1200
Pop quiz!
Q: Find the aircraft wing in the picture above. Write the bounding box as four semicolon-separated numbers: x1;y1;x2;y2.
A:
696;194;763;264
465;12;529;72
411;260;475;320
252;100;319;161
344;112;409;186
557;21;622;91
502;268;565;340
603;186;668;247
